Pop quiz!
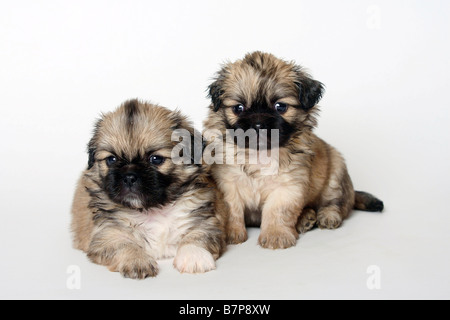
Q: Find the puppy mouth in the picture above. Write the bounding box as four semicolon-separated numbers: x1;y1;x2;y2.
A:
104;169;171;210
121;193;144;209
113;188;145;210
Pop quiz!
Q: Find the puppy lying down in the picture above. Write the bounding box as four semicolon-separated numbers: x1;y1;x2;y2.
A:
71;100;224;279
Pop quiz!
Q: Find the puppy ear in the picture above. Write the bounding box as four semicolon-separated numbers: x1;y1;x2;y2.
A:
295;72;325;110
87;147;96;170
208;80;224;112
170;113;204;166
87;119;102;170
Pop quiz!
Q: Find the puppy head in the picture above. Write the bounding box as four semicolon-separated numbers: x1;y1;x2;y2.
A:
207;51;324;147
87;99;198;210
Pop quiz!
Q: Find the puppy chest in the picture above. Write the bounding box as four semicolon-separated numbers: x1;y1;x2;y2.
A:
220;164;304;213
224;165;277;209
138;206;191;259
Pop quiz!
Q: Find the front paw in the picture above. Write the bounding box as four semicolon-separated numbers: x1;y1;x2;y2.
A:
174;245;216;274
258;227;298;250
227;224;248;245
101;249;159;280
317;208;342;230
117;258;159;280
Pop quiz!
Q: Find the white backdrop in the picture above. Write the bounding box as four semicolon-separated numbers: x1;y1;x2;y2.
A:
1;0;449;299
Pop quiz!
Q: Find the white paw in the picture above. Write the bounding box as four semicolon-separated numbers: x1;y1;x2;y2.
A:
173;245;216;274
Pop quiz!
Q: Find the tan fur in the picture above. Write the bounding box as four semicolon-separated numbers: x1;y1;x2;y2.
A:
71;175;95;252
205;52;356;249
71;100;225;279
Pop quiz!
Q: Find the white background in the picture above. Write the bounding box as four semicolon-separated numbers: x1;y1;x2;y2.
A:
1;0;449;299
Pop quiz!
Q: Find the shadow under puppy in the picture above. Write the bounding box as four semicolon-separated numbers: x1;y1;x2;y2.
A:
71;99;224;279
204;51;383;249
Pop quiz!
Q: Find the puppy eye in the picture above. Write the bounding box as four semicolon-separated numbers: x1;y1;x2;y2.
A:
105;156;117;167
274;102;288;114
232;104;245;115
149;155;165;166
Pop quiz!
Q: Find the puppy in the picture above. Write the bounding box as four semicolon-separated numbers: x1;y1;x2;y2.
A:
71;99;224;279
204;52;383;249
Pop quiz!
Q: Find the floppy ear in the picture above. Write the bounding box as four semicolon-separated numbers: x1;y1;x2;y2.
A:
295;73;325;110
171;127;205;166
86;119;102;170
87;146;96;170
208;80;224;112
170;112;204;166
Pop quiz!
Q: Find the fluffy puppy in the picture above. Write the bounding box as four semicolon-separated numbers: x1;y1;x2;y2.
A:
71;99;224;279
204;52;383;249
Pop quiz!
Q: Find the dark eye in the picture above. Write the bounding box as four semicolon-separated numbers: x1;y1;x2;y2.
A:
274;102;288;114
232;104;245;115
149;155;165;166
105;156;117;167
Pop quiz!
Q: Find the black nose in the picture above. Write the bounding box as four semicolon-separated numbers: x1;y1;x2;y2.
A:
123;173;138;187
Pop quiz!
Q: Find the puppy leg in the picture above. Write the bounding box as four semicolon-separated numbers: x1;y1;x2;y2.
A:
258;187;303;249
221;186;248;245
174;245;216;274
226;204;248;244
174;214;224;274
107;246;159;280
88;227;158;279
296;208;317;234
317;161;354;230
259;207;300;249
